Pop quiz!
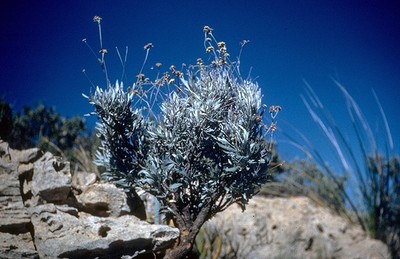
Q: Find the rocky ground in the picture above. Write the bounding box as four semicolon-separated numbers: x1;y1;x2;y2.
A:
206;196;390;258
0;141;178;258
0;140;391;258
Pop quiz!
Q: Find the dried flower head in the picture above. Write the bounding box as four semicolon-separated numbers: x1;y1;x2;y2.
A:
217;42;226;49
269;105;282;113
136;74;145;80
164;72;171;80
144;43;154;50
93;16;102;23
156;62;162;68
203;25;213;34
240;39;250;47
206;46;214;53
99;49;108;54
173;71;183;78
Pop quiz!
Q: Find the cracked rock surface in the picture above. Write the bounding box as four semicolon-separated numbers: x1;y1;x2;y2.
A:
0;141;179;259
207;196;391;259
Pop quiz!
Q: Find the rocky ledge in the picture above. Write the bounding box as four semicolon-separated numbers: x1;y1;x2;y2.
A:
206;196;391;258
0;141;179;259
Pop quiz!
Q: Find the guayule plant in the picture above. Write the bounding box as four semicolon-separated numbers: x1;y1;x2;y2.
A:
85;20;280;258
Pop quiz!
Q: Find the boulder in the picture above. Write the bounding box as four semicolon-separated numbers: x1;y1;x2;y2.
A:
30;203;179;258
207;196;391;259
72;171;97;190
9;147;42;164
75;182;132;217
31;152;72;203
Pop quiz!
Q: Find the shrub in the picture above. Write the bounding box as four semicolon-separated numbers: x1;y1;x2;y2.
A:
261;159;347;216
0;98;13;140
85;19;280;258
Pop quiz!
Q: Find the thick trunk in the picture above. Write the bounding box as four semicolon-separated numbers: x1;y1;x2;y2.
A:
164;201;214;258
164;233;196;259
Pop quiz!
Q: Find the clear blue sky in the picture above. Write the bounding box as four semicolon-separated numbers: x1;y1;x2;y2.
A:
1;0;399;165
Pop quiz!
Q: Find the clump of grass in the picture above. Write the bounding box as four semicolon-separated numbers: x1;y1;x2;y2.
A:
286;80;399;257
194;223;239;259
261;159;348;217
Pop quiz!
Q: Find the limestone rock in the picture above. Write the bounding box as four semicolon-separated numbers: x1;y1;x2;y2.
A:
0;141;177;258
9;147;42;164
30;203;179;258
0;232;38;259
0;141;12;165
0;151;31;234
0;141;38;258
75;182;132;217
72;171;97;190
207;196;391;259
0;165;20;196
31;152;71;203
0;195;30;233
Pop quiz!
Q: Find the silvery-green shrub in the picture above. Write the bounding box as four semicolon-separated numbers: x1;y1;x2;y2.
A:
85;22;280;258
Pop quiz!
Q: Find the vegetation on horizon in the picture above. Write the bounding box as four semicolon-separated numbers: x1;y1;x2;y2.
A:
0;98;99;174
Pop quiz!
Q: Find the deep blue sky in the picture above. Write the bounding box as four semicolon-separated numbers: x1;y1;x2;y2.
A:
1;0;399;165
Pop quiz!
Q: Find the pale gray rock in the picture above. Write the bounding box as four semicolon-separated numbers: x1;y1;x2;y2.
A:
30;203;179;258
18;163;34;179
0;156;31;234
0;165;20;196
75;182;132;217
31;152;71;203
207;196;391;259
0;142;178;258
0;195;30;233
0;232;38;259
0;142;38;258
0;140;42;165
9;147;42;164
72;171;97;190
0;140;12;164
